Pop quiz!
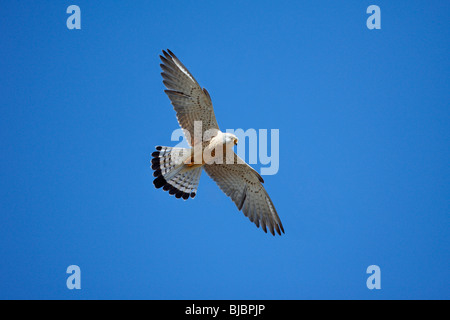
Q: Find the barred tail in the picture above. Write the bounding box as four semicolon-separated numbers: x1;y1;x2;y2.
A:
151;146;202;200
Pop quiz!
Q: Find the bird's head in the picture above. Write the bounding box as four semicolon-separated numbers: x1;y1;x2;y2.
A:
224;133;239;147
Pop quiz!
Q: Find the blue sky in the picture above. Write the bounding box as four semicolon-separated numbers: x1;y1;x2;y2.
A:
0;1;449;299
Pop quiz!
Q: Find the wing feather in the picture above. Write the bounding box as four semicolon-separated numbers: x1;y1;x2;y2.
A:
204;153;284;235
160;50;219;145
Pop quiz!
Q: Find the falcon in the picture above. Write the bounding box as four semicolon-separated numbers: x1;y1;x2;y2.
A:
151;49;284;235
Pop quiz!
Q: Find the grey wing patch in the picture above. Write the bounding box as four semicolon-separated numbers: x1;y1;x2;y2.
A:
160;50;219;145
203;154;284;236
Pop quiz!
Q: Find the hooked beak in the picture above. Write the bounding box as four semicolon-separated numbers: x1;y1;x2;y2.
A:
234;138;238;145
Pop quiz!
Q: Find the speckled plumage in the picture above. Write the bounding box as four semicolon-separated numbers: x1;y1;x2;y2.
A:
152;49;284;236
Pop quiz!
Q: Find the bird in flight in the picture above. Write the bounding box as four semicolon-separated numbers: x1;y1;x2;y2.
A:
151;49;284;235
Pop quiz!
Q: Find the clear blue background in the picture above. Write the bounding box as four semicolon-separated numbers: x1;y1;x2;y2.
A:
0;1;449;299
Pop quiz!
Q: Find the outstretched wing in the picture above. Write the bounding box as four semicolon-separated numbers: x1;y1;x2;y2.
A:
160;49;219;146
203;153;284;235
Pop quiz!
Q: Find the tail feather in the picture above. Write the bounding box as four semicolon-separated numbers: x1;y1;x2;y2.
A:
151;146;202;200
